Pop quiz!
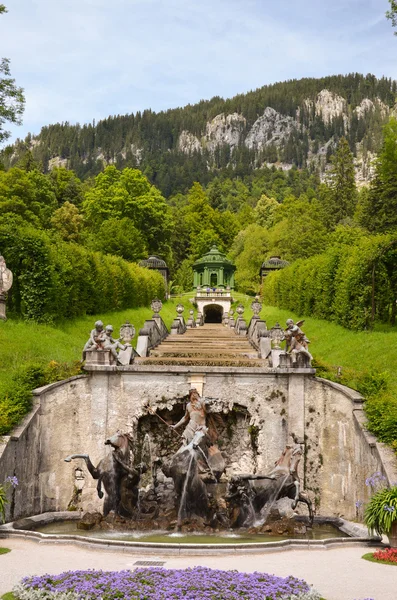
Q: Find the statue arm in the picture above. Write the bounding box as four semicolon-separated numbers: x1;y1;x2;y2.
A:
173;411;189;429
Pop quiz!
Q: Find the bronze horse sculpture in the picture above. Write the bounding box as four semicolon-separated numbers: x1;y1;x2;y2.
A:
228;444;313;527
64;431;146;518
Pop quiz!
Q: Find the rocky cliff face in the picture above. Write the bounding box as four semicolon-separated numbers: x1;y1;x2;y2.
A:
245;107;297;150
175;88;391;184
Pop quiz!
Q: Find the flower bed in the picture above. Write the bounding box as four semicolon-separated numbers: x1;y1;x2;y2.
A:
363;548;397;565
14;567;321;599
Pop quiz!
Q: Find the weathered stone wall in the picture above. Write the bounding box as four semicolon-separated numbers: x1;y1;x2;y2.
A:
0;367;396;522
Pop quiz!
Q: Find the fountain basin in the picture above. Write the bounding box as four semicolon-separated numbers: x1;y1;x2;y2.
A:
0;512;381;555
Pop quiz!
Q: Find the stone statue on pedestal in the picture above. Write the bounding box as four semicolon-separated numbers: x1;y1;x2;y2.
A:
284;319;313;364
0;256;13;321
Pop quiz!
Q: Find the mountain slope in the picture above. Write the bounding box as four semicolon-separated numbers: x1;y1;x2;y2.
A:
2;73;396;195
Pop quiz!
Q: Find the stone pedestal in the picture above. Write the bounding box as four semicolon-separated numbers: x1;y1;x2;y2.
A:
271;348;283;368
0;295;6;321
85;349;115;366
278;352;292;368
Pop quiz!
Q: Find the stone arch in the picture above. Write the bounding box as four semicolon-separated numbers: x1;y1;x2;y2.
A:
204;303;223;323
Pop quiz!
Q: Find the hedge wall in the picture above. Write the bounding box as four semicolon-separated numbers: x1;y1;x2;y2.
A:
0;225;165;321
262;234;397;330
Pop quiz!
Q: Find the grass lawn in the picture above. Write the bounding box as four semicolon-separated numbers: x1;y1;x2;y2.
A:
0;548;11;555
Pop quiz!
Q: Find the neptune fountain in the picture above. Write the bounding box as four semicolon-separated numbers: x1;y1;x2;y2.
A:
65;386;313;535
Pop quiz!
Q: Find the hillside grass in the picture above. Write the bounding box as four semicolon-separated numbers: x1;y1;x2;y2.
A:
0;296;193;394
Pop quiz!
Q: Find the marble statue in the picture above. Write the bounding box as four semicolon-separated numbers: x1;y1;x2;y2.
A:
284;319;313;363
172;388;209;444
83;320;105;356
0;256;13;321
103;325;127;361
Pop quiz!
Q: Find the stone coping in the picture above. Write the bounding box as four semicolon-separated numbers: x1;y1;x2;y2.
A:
316;377;365;404
33;374;88;396
84;364;316;375
0;512;382;556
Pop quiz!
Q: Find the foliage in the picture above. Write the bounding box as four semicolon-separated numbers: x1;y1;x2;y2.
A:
322;137;357;227
360;118;397;233
82;166;173;259
0;548;11;555
364;486;397;535
50;201;84;242
230;224;270;294
387;1;397;33
91;217;147;262
0;6;25;145
263;233;397;330
364;392;397;449
254;194;280;228
0;476;18;523
0;223;165;321
0;168;57;227
14;567;320;600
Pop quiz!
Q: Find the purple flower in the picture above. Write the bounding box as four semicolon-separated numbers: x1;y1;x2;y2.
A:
17;567;320;599
5;476;18;488
355;500;363;508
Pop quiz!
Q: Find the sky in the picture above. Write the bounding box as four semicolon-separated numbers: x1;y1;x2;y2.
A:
1;0;395;143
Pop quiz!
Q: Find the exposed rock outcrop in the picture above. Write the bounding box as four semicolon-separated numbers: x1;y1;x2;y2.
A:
204;113;246;152
245;107;297;151
177;130;202;154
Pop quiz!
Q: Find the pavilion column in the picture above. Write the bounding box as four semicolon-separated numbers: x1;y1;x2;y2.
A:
219;267;224;287
203;267;209;286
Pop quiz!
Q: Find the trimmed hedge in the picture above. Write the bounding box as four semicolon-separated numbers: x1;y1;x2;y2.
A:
0;225;165;322
263;234;397;330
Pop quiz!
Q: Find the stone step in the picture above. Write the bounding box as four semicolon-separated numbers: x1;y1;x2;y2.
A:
136;356;266;366
164;342;241;347
161;337;250;344
150;350;258;358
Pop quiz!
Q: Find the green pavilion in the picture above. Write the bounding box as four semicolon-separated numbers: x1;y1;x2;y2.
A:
193;245;236;290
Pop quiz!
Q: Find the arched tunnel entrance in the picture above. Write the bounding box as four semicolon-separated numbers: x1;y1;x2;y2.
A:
204;304;223;323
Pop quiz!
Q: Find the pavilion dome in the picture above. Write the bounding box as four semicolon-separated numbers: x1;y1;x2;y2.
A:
261;256;290;270
193;245;234;267
139;256;168;269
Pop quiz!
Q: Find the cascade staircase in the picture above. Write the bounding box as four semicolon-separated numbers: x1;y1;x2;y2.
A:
136;324;266;367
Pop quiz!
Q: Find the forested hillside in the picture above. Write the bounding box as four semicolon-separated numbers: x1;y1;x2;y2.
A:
1;74;396;195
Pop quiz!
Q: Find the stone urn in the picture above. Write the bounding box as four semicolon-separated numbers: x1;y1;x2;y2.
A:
388;521;397;548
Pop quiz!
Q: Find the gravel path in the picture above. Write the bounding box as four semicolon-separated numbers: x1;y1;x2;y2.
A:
0;538;395;600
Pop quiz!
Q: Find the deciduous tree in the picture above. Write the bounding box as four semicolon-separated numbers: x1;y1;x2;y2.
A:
0;5;25;144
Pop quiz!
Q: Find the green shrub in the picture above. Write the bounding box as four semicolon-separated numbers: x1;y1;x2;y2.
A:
262;233;397;331
0;224;165;322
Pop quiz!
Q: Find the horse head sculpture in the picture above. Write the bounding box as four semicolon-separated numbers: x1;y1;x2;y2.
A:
65;430;146;518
